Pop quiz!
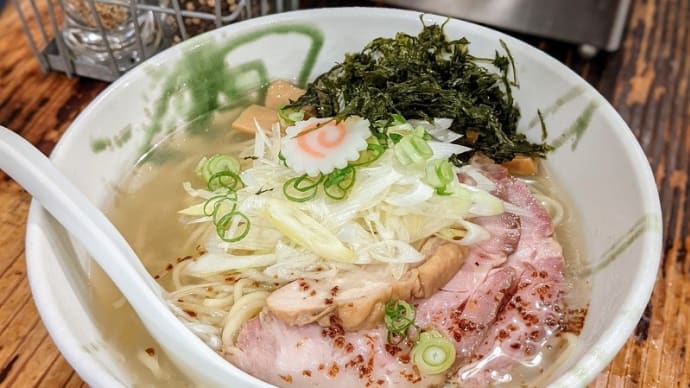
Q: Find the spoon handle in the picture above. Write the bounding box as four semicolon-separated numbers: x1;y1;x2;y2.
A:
0;126;161;295
0;127;253;387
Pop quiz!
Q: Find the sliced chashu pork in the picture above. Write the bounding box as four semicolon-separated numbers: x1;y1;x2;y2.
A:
229;312;444;387
266;241;467;331
228;211;524;388
453;156;567;386
228;157;567;387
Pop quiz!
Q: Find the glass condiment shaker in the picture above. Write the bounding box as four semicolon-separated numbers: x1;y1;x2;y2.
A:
62;0;161;72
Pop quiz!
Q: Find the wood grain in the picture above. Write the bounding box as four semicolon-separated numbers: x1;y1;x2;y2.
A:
0;0;688;386
0;2;105;387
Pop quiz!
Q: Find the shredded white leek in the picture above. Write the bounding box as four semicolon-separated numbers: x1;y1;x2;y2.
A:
182;181;214;199
408;118;462;143
263;199;356;263
437;220;490;246
186;252;277;276
172;114;520;350
427;141;470;160
457;165;497;192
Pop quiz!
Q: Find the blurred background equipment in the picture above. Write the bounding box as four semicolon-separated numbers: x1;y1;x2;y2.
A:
14;0;630;81
379;0;631;54
14;0;297;81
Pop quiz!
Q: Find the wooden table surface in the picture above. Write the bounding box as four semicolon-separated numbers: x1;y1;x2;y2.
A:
0;0;688;386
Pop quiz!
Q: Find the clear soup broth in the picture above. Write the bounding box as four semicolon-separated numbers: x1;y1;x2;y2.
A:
89;107;590;387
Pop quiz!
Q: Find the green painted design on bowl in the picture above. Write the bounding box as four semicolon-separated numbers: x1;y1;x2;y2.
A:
551;99;600;151
139;24;324;156
527;85;586;129
525;85;597;151
578;213;662;277
90;125;132;153
91;23;324;156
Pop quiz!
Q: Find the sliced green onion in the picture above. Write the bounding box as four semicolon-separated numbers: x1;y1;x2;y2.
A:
288;111;305;123
215;211;251;243
278;151;288;167
394;131;433;165
278;104;304;126
189;155;250;243
412;126;426;138
208;170;243;191
284;167;359;202
385;300;416;331
371;128;389;143
391;113;406;124
180;190;242;228
198;193;249;242
203;193;238;222
415;126;433;141
283;174;324;202
196;154;240;184
384;300;416;344
387;114;414;133
350;141;386;167
323;166;356;200
435;187;452;196
388;133;403;144
425;159;454;192
411;329;456;375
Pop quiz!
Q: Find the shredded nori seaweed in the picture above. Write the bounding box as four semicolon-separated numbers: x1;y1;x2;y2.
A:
285;22;552;163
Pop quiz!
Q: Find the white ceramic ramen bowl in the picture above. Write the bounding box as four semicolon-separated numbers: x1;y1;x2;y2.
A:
24;7;662;388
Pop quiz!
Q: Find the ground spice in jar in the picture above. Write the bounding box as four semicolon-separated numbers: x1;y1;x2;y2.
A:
65;0;130;30
168;0;240;42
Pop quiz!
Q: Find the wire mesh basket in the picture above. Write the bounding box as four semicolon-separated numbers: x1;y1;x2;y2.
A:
14;0;298;81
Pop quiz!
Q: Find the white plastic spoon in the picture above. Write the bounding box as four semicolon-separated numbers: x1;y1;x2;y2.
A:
0;126;264;387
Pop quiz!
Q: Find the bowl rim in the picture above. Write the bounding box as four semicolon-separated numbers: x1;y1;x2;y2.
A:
24;6;662;387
